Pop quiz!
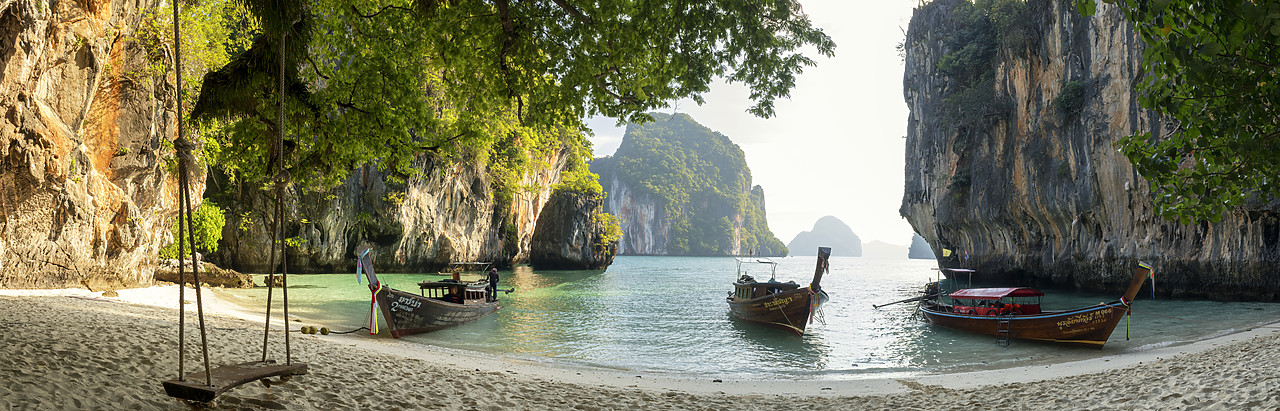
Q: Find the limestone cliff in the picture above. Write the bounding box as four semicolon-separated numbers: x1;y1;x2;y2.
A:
529;188;616;270
596;170;670;255
590;113;787;257
210;144;613;272
0;0;192;289
900;0;1280;300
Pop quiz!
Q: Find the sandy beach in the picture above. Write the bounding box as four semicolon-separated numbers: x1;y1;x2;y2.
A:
1;286;1278;410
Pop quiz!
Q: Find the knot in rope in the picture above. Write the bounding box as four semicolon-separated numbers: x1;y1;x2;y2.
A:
173;137;197;153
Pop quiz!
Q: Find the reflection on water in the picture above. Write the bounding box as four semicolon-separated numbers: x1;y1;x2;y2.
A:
217;256;1280;379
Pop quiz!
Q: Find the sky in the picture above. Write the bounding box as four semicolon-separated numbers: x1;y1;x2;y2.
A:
586;1;922;247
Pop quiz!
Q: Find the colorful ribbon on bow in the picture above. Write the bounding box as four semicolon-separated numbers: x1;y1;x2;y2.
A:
369;282;382;335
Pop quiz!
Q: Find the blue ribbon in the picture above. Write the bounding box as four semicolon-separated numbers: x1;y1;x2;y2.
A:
356;249;370;284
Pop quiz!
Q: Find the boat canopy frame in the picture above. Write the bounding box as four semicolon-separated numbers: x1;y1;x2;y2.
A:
735;258;779;281
949;287;1044;300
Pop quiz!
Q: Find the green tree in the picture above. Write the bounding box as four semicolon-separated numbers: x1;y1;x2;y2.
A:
188;0;835;191
160;201;227;259
1077;0;1280;223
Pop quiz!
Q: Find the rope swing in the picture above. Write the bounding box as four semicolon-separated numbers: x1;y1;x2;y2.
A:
161;5;307;403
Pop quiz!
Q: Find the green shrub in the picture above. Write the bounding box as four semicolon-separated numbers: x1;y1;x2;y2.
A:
160;201;226;259
1055;80;1087;118
593;212;622;250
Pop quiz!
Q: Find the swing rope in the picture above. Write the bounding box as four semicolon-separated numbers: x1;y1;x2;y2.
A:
261;28;294;367
278;27;294;366
171;0;213;385
171;2;297;387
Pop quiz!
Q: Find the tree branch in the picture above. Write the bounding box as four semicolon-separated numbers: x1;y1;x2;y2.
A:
351;4;416;19
422;132;468;152
550;0;593;24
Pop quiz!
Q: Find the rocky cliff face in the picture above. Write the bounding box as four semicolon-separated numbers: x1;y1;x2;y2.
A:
211;145;611;272
901;0;1280;300
0;0;191;289
598;172;669;255
529;188;615;270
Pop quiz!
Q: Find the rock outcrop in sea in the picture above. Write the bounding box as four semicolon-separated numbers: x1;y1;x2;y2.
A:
529;188;616;270
900;0;1280;300
908;234;935;259
788;216;862;257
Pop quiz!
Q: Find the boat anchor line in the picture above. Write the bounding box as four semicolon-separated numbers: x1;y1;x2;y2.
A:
779;304;796;329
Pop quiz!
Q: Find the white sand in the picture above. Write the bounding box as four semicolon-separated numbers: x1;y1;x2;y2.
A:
2;286;1278;410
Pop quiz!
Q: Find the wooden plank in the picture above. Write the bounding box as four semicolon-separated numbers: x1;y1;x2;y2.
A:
162;361;308;403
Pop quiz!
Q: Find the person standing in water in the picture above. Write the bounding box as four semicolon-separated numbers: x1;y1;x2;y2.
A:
487;267;500;302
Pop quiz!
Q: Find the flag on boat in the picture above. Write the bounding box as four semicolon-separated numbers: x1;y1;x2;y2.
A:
942;248;952;257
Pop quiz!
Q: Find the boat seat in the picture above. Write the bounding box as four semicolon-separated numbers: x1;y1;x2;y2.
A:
162;361;308;403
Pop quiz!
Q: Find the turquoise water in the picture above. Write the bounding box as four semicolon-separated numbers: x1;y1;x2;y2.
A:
216;256;1280;379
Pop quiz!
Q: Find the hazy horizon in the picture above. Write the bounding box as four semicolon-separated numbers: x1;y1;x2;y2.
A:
588;0;920;246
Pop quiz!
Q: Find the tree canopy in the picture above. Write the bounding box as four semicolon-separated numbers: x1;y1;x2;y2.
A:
1078;0;1280;223
185;0;835;190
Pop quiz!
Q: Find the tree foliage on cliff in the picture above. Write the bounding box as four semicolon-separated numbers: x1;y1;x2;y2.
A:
185;0;834;192
931;0;1043;134
1078;0;1280;223
592;113;785;256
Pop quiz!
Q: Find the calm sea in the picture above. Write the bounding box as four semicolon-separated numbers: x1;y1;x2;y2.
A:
216;256;1280;380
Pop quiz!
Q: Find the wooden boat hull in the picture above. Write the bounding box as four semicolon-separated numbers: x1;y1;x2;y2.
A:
727;288;827;336
919;300;1130;347
372;285;499;338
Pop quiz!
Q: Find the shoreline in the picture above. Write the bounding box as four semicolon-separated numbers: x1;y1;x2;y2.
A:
3;286;1279;409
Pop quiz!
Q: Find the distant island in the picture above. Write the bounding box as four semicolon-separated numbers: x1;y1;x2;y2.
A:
591;113;787;256
908;234;936;259
788;216;861;257
862;241;910;259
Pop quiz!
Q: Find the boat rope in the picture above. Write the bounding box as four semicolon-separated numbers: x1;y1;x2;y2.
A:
325;326;371;335
368;282;382;335
779;301;796;329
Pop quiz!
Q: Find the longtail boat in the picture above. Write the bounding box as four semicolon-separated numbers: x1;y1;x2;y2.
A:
357;249;499;338
917;262;1152;347
726;247;831;336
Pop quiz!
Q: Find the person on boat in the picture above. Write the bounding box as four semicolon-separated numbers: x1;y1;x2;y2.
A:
487;267;500;302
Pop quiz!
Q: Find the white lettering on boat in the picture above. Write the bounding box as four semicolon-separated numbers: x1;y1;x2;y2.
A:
391;295;422;313
762;296;794;310
1056;310;1108;330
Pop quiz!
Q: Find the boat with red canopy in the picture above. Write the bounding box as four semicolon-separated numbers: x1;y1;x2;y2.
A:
918;262;1152;347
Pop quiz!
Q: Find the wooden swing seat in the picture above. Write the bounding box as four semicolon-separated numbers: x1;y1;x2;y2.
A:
162;360;308;403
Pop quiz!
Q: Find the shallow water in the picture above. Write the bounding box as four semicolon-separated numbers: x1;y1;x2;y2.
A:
217;256;1280;379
